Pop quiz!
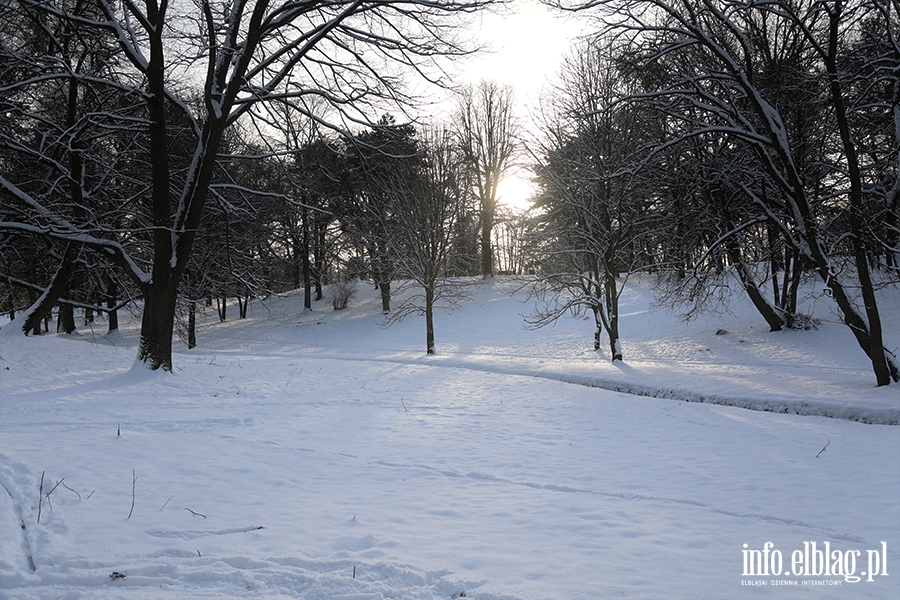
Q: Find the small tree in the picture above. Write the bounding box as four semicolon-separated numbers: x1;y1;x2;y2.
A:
527;39;660;361
381;127;470;354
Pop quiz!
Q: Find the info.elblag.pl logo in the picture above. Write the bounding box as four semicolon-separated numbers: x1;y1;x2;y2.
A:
742;542;889;584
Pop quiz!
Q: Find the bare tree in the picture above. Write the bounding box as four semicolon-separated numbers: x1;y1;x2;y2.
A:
527;40;660;361
381;127;470;355
455;80;518;277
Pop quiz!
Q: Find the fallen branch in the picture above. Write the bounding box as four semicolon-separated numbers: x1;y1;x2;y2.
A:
44;478;65;512
37;472;44;524
127;470;136;519
185;508;206;519
816;440;831;458
62;481;81;500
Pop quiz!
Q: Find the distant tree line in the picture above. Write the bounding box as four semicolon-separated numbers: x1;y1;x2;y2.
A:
0;0;506;363
1;0;897;386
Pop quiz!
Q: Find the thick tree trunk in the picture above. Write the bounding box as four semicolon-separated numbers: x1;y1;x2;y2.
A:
767;223;781;308
238;293;250;319
137;280;178;371
57;303;76;334
379;281;391;314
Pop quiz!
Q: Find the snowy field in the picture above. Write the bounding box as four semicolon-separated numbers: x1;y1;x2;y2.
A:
1;277;898;599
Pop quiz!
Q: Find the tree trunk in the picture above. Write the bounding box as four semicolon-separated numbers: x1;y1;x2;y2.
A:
480;211;493;277
767;223;781;308
314;220;325;301
57;303;76;334
290;230;301;290
425;284;435;354
238;292;250;319
379;281;391;314
106;276;118;332
725;237;785;332
137;279;178;371
604;271;623;361
22;244;76;336
188;301;196;349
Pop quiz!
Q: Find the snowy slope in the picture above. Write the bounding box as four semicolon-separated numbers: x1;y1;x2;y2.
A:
0;277;898;599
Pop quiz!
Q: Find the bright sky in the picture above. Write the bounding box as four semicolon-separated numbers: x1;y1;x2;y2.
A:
458;1;585;109
453;0;588;211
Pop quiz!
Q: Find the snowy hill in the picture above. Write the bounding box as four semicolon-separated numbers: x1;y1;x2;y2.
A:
1;277;898;599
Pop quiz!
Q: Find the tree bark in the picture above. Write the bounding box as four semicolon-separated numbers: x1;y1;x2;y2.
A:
106;275;118;332
379;281;392;314
188;301;196;349
603;271;622;361
481;208;494;277
57;302;76;334
137;279;178;371
303;207;312;310
425;284;435;354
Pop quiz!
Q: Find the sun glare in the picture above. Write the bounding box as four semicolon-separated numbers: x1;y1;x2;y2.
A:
497;174;535;213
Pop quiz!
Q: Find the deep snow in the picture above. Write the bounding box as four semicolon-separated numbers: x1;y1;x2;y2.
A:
1;277;898;599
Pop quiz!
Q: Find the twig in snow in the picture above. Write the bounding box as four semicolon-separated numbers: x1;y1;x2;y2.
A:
62;481;81;500
37;471;44;524
400;397;409;412
185;508;206;518
161;496;173;510
43;478;65;512
86;490;95;500
816;440;830;458
127;470;136;519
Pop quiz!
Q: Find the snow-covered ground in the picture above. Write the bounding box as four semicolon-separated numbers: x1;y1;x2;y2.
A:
1;277;898;599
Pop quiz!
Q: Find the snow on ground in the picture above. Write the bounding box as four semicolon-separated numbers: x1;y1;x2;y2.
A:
0;277;898;599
